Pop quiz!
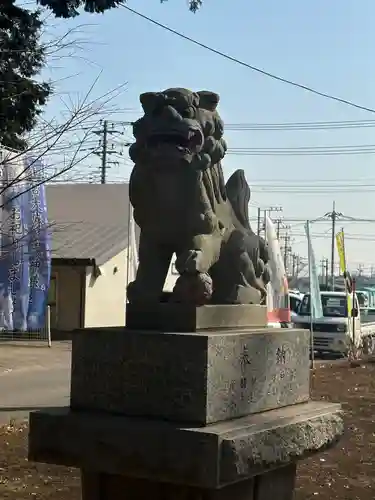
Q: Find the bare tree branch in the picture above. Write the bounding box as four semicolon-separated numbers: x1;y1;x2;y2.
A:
0;6;129;257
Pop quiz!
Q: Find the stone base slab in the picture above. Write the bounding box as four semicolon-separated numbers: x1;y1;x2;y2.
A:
28;401;343;489
70;328;310;425
125;303;268;332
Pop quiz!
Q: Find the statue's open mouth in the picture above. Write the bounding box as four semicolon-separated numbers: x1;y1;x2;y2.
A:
147;129;204;154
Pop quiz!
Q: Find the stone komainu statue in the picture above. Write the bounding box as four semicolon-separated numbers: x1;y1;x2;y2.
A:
127;88;270;306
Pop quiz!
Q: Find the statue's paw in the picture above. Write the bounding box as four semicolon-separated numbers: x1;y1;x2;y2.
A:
172;272;213;305
176;249;206;274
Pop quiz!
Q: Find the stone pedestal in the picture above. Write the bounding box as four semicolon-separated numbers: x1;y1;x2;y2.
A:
80;466;295;500
125;303;268;331
70;326;310;424
28;305;343;499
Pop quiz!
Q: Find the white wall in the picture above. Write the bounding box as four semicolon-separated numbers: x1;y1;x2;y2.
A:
84;250;127;327
84;247;180;329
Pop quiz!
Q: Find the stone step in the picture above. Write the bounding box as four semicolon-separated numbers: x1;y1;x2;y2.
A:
28;401;343;489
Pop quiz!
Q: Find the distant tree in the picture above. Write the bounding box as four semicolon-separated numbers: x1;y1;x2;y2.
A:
0;0;51;150
36;0;202;18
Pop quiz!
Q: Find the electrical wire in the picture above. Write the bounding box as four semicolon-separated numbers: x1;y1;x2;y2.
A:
98;120;375;157
102;118;375;131
121;5;375;115
248;217;375;223
227;149;375;156
251;183;375;187
248;178;375;183
231;144;375;151
225;119;375;131
251;188;375;193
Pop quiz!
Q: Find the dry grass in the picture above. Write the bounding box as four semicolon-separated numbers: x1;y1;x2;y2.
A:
296;361;375;499
0;422;80;500
1;362;374;499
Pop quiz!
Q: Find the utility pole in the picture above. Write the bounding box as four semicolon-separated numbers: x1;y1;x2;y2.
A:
276;223;291;273
283;233;290;270
295;255;300;278
274;218;284;240
257;207;261;236
90;120;126;184
100;120;108;184
320;258;329;287
292;253;298;278
330;201;336;290
324;201;343;291
324;258;329;286
262;206;283;237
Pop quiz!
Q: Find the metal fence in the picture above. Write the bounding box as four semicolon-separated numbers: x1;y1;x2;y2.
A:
0;306;51;346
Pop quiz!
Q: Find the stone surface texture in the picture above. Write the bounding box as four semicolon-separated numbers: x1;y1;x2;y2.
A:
28;401;343;489
126;88;270;306
125;303;268;332
70;327;310;425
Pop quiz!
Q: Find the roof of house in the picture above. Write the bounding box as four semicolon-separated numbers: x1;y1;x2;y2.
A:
46;183;135;266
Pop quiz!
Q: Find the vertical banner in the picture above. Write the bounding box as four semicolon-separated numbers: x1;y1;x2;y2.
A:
265;216;290;324
25;156;51;329
336;230;346;274
0;149;13;330
336;229;352;316
305;221;323;319
0;150;51;332
0;153;30;331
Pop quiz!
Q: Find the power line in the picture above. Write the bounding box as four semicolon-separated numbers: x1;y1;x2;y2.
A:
248;178;375;183
290;234;375;242
251;184;375;188
231;144;375;151
84;118;375;131
121;5;375;115
227;149;375;156
225;119;375;131
249;217;375;223
251;188;375;193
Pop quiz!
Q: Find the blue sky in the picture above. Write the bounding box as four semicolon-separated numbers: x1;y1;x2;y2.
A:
38;0;375;273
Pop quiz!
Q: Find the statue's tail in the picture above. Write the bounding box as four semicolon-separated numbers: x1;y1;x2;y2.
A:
226;169;270;280
225;169;251;230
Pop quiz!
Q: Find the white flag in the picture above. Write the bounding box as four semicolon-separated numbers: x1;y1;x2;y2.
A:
265;216;290;323
305;221;323;319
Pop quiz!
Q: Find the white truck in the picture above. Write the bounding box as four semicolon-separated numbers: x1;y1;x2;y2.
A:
293;290;375;355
